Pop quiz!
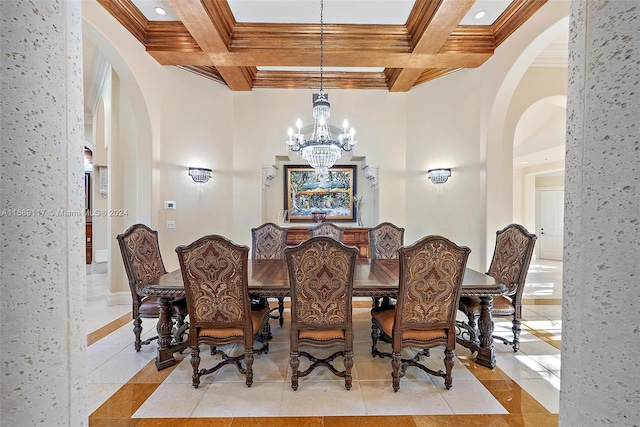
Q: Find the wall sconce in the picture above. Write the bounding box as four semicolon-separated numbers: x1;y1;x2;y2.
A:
262;165;277;190
363;165;379;189
189;167;212;183
427;168;451;184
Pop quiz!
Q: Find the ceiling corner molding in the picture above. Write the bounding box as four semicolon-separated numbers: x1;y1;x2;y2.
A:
97;0;149;44
492;0;548;48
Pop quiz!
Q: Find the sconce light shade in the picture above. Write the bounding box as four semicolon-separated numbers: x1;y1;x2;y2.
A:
189;167;212;183
427;168;451;184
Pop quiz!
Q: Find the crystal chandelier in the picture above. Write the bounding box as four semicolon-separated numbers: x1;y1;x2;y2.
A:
285;0;357;180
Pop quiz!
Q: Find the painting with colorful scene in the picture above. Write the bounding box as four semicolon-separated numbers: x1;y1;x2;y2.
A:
284;165;357;222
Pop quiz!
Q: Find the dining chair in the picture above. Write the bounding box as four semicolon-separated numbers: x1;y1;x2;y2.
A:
371;235;471;391
309;223;344;241
368;222;405;307
175;234;271;388
284;236;359;390
458;224;537;352
251;222;288;327
116;224;187;352
369;222;405;260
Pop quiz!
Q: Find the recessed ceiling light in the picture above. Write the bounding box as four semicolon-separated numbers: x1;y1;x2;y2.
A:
474;10;486;19
154;6;167;16
521;161;529;164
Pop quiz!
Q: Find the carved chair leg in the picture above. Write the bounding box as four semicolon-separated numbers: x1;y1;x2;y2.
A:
371;321;380;356
444;348;454;390
512;318;521;352
468;312;481;347
344;350;354;390
175;307;187;328
133;317;142;352
260;321;270;354
191;345;201;388
278;298;285;327
290;351;300;391
391;351;402;392
244;348;254;387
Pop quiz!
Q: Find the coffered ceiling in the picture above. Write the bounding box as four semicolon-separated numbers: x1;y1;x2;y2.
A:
97;0;548;92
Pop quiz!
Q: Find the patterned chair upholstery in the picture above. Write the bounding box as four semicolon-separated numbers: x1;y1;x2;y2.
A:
251;222;287;260
284;236;359;390
251;223;288;326
369;222;405;260
458;224;537;352
369;222;405;307
309;223;344;242
371;235;470;391
116;224;187;351
175;235;271;388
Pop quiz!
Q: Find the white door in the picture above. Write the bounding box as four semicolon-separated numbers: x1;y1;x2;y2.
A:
537;188;564;260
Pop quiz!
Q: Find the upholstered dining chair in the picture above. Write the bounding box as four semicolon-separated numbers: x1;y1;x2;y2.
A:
369;222;405;260
369;222;405;307
309;223;344;241
284;236;359;390
458;224;537;352
175;234;271;388
371;235;471;391
117;224;187;352
251;222;288;327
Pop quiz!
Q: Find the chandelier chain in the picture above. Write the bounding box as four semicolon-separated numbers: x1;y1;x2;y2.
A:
320;0;324;91
284;0;357;179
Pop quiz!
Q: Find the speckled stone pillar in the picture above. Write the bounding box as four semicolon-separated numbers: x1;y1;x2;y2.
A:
562;1;639;426
1;1;87;425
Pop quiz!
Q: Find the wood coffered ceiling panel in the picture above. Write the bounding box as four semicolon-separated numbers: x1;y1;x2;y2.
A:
97;0;547;92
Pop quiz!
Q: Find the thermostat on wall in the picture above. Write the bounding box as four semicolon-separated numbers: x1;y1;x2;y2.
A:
164;201;176;209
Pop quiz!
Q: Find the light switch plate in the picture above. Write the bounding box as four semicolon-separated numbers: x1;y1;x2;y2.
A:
166;220;176;229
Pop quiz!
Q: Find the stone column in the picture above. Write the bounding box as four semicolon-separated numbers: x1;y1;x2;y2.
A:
1;1;86;425
562;1;639;425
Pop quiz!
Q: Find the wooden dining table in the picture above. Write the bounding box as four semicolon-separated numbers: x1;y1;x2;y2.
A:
143;258;507;371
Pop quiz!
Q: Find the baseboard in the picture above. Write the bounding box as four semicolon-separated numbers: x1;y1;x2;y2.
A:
94;249;108;263
107;291;131;306
522;298;562;305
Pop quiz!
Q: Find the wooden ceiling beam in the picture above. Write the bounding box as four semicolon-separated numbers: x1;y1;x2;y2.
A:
390;0;475;92
168;0;252;90
97;0;547;92
148;50;491;69
252;71;389;90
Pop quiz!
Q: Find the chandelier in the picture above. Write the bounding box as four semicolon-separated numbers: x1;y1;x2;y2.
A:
285;0;357;180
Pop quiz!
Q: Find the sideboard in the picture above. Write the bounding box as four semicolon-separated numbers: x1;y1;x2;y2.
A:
285;226;369;259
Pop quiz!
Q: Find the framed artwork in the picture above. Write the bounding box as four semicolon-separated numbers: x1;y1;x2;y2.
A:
284;165;357;222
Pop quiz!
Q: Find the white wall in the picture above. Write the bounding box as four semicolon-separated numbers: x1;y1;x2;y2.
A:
406;68;486;269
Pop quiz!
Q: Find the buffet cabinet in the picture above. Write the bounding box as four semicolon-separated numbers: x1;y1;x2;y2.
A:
285;226;369;259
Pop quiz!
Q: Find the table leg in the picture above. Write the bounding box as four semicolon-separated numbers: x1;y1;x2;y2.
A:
475;296;497;368
155;297;176;370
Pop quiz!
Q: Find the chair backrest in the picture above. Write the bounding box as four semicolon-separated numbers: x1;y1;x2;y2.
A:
116;224;167;298
369;222;405;259
487;224;537;298
251;222;287;259
175;235;253;338
309;223;344;241
395;235;471;334
285;236;358;330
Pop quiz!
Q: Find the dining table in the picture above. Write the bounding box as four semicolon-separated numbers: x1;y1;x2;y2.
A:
143;258;507;371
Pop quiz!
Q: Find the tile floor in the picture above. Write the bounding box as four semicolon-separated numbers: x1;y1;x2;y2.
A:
87;259;563;426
